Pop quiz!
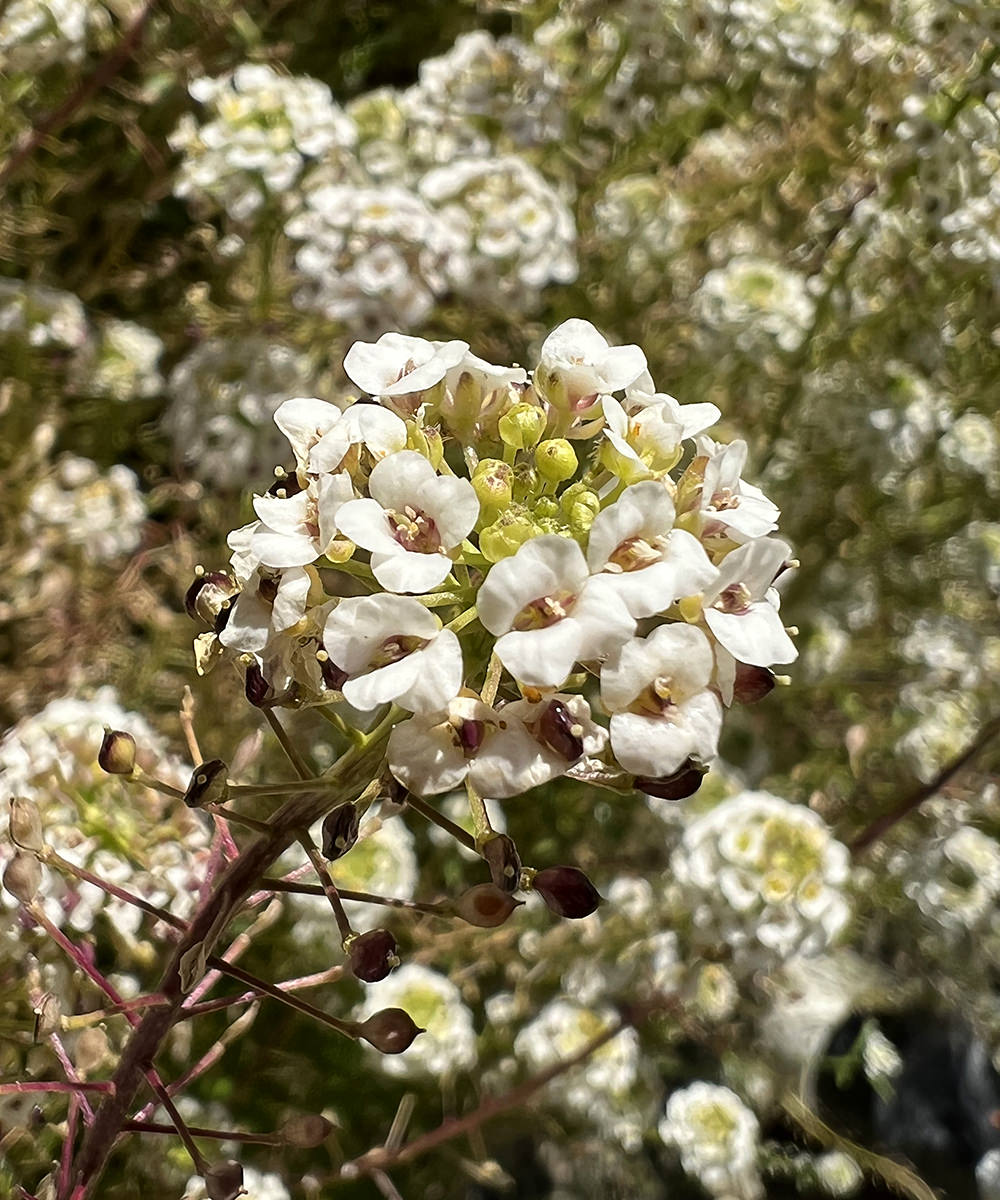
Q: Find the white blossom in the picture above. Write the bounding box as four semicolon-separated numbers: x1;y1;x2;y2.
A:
659;1082;763;1200
535;319;648;411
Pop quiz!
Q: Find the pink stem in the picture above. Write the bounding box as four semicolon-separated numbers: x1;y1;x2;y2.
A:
49;1035;96;1124
0;1082;115;1096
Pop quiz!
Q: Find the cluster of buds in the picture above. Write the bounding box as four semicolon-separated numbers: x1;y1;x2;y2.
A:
178;316;795;991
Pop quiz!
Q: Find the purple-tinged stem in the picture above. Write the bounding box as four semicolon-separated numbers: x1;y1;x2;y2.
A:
0;1082;115;1096
48;1033;96;1124
122;1120;284;1146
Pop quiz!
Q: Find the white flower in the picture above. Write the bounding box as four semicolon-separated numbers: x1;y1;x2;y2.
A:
388;692;606;799
275;395;408;477
626;382;721;439
357;964;476;1079
601;395;685;481
672;791;852;966
343;332;470;398
586;481;719;618
601;624;722;778
659;1082;763;1200
322;594;462;712
218;564;312;657
696;437;780;543
536;319;647;409
703;537;797;670
477;534;634;687
248;472;355;568
335;451;479;592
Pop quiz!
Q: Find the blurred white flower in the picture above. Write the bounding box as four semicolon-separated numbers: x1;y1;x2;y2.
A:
659;1081;763;1200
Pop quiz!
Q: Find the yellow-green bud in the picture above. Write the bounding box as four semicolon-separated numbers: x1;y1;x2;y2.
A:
98;729;136;776
406;421;444;470
560;482;601;537
498;402;546;450
534;497;559;520
479;512;541;562
471;459;513;513
534;439;578;483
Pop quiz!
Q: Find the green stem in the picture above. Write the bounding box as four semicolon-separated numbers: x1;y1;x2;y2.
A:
264;710;312;780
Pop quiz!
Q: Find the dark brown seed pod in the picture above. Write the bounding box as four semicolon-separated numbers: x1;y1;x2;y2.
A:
204;1160;244;1200
244;662;271;708
536;699;584;761
357;1008;424;1055
280;1113;334;1148
454;882;523;928
183;759;229;809
347;929;399;983
635;758;707;801
732;663;777;704
481;834;522;893
98;729;136;775
532;866;601;919
321;803;360;861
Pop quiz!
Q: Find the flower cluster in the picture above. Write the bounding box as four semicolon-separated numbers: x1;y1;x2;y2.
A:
194;319;795;804
168;64;357;222
0;0;105;73
658;1081;763;1200
671;791;851;967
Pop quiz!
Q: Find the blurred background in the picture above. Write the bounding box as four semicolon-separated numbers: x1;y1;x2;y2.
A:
2;0;1000;1197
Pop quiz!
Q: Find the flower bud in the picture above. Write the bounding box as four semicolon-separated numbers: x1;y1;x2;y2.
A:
358;1007;424;1055
184;571;238;627
471;459;513;515
204;1160;244;1200
559;481;601;537
3;851;42;903
346;928;399;983
183;759;229;809
407;421;444;470
321;803;360;861
75;1027;111;1074
534;439;578;484
98;729;136;776
732;663;776;705
498;402;546;449
9;797;44;853
479;511;540;563
454;882;522;927
635;759;707;801
280;1113;334;1148
531;866;601;919
481;834;522;893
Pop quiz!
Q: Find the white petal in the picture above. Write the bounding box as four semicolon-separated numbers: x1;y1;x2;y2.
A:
341;404;408;459
494;622;582;688
610;711;692;776
274;396;342;470
709;537;791;602
251;527;318;568
567;576;636;659
678;690;723;761
371;547;452;594
598;343;648;392
396;630;463;712
586;481;675;571
344;655;422;711
323;594;440;673
471;724;565;799
272;567;310;632
388;716;469;796
705;603;798;666
219;589;270;654
335;497;399;554
308;425;353;474
367;450;437;509
252;490;311;536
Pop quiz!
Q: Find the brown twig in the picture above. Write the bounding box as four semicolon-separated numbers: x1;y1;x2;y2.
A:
340;1021;626;1179
0;0;157;189
850;713;1000;855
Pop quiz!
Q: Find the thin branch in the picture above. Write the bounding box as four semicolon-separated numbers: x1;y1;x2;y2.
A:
341;1021;626;1178
850;714;1000;854
122;1120;284;1146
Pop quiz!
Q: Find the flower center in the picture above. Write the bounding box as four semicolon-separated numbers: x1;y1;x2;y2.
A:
456;718;486;758
632;675;679;718
388;506;442;554
512;591;575;631
714;582;752;615
710;487;741;512
371;634;428;668
606;535;662;573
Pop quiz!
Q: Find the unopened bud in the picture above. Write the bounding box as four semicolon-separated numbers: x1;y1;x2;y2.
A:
535;439;578;483
75;1027;111;1073
318;651;349;692
347;928;399;983
531;866;601;919
183;759;229;809
204;1160;244;1200
635;759;707;801
479;511;540;563
321;803;360;861
9;797;44;853
3;851;42;903
732;663;776;704
454;882;522;927
481;834;522;894
407;422;444;470
560;481;600;537
471;459;513;513
98;729;136;776
498;402;546;449
244;662;272;708
358;1007;424;1055
184;571;237;626
280;1113;334;1148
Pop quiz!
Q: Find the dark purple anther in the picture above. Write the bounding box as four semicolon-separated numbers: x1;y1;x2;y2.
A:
635;759;707;801
732;663;776;705
244;663;271;708
320;655;349;691
537;700;584;761
458;719;485;756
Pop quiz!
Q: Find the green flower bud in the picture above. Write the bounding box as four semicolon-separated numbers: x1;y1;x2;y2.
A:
498;402;546;450
479;512;541;563
533;497;559;521
560;482;601;537
535;438;578;483
471;459;513;515
407;421;444;469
